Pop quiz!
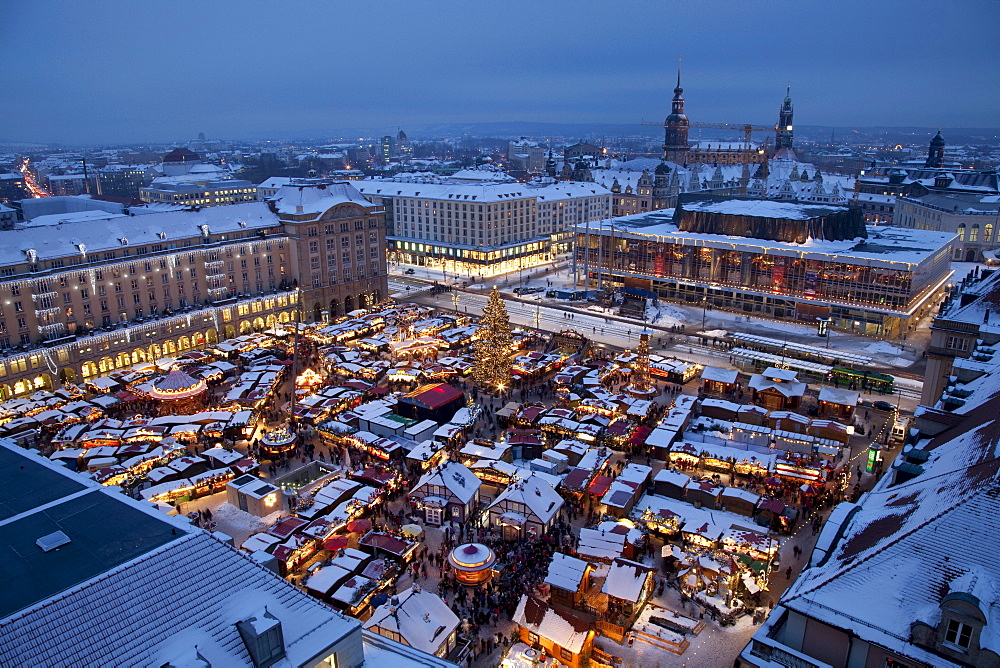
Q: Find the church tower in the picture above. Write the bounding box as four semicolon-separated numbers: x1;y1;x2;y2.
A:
774;86;796;159
925;130;945;168
662;65;690;164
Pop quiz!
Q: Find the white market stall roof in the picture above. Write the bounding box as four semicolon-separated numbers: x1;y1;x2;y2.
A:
701;366;739;384
544;552;589;593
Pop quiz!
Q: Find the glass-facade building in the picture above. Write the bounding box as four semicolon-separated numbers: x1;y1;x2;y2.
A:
574;203;955;338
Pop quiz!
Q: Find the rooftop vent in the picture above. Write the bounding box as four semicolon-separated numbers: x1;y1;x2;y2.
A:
36;530;71;552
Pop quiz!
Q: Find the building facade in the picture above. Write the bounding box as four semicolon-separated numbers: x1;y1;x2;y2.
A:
140;179;258;207
896;192;1000;263
0;182;386;395
0;173;29;202
355;176;610;278
574;197;955;338
507;138;547;173
920;269;1000;406
95;164;157;198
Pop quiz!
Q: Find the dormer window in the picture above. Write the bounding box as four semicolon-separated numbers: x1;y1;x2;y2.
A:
945;619;973;650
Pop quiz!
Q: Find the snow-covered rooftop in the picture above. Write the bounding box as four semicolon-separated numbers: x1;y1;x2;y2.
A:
364;585;459;656
576;211;956;269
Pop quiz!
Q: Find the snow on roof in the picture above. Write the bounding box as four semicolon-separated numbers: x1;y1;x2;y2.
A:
778;394;1000;662
818;386;860;406
602;558;655;603
576;527;627;561
544;552;589;592
701;366;739;384
257;176;292;189
749;371;807;398
653;468;691;488
0;201;278;265
364;585;459;655
355;177;607;204
513;595;591;654
489;473;564;524
20;209;127;228
1;526;359;666
270;182;377;219
412;461;481;504
575;214;955;269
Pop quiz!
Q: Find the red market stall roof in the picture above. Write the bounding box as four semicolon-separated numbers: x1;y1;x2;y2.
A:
359;531;417;558
758;498;786;515
351;467;397;487
627;426;652;446
605;420;633;438
561;468;591;492
324;536;350;551
267;516;309;540
343;380;373;392
587;475;613;497
506;429;543;446
400;383;464;410
347;519;372;534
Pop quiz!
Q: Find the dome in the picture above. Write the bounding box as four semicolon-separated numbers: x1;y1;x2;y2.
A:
665;112;689;125
655;161;670;175
930;131;945;146
162;147;200;163
448;543;496;572
147;368;207;400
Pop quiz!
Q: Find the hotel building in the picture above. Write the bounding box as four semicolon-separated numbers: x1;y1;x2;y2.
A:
0;181;386;396
354;174;610;278
574;195;955;338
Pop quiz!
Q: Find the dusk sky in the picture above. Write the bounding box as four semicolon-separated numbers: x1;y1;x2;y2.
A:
2;0;998;145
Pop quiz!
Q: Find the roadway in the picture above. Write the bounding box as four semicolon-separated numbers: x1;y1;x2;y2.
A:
411;289;924;412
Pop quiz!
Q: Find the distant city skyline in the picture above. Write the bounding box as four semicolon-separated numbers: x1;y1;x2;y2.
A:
1;0;998;145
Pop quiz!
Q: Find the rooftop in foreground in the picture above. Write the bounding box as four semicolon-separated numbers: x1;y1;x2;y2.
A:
0;440;363;667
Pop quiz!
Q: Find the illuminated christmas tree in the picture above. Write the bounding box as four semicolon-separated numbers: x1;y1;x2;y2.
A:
632;330;652;392
472;286;513;391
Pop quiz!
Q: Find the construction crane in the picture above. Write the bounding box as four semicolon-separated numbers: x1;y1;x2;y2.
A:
641;120;774;146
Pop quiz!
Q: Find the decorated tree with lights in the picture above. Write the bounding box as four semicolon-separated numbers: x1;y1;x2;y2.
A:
472;286;513;391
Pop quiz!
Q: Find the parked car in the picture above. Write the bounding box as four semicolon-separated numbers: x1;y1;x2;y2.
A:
404;268;416;275
872;400;893;411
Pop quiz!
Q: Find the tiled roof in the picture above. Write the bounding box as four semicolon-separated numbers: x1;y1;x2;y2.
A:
781;401;1000;661
0;531;359;666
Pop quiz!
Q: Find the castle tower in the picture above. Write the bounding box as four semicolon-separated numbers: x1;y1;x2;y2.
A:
926;130;945;168
774;86;796;160
545;150;557;178
662;65;690;164
652;161;670;198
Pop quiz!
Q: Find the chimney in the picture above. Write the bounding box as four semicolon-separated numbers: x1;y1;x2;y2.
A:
295;205;303;214
985;309;990;324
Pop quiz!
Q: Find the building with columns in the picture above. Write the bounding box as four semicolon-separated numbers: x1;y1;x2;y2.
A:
0;181;386;394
